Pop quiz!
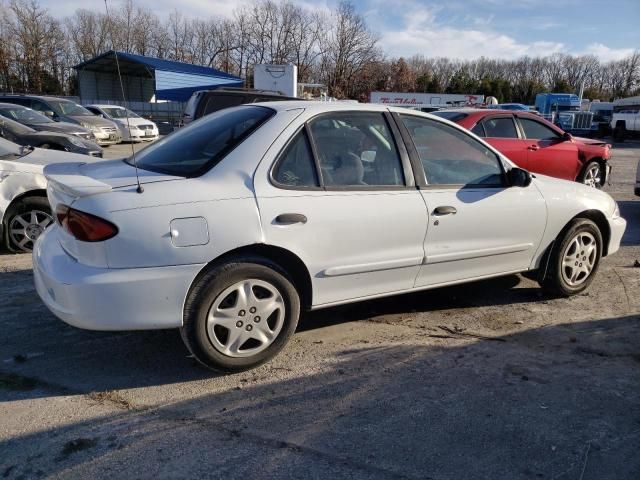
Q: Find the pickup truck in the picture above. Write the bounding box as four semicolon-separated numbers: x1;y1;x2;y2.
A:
611;96;640;142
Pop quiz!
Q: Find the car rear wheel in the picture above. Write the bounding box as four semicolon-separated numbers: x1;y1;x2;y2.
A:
5;197;53;252
579;161;603;189
540;218;602;296
181;259;300;372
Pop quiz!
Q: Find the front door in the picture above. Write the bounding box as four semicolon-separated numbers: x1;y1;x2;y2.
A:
396;114;547;287
517;116;581;181
254;110;428;307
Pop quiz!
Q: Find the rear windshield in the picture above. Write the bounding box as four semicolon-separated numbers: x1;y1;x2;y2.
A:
431;111;469;122
130;105;274;177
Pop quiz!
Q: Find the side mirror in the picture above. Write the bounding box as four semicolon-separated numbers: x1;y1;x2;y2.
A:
562;132;573;142
507;167;532;187
44;110;55;119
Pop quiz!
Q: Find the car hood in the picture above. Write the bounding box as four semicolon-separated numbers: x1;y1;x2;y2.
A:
572;136;609;147
28;121;90;135
68;115;116;128
11;147;100;167
112;117;156;127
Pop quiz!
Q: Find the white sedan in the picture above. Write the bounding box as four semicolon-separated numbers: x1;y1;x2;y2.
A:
84;105;159;142
0;138;99;252
33;102;626;372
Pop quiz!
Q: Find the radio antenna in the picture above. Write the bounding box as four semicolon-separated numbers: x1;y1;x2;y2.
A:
103;0;143;193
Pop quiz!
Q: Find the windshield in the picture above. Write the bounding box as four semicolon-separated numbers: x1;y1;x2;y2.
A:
49;100;93;116
129;106;275;177
0;116;35;135
103;107;140;119
0;106;52;124
0;136;26;159
431;111;469;122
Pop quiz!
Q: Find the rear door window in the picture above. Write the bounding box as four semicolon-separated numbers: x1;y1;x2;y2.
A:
308;112;405;187
482;117;519;138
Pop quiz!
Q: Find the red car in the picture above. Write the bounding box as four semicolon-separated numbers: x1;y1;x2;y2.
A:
433;109;611;188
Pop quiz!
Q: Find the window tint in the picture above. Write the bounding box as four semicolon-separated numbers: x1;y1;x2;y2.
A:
482;117;518;138
309;112;404;187
400;115;505;187
471;123;485;137
272;130;318;187
132;106;274;177
519;118;560;140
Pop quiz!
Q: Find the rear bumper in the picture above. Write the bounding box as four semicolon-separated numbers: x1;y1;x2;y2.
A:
33;227;204;331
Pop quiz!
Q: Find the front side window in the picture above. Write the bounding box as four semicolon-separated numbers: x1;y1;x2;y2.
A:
132;105;274;177
482;117;519;138
519;118;560;140
471;123;485;137
48;100;93;117
400;115;505;187
272;130;318;188
308;112;405;187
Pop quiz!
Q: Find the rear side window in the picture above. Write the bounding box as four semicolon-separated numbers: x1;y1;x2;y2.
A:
272;130;318;187
482;117;518;138
132;106;274;177
471;123;485;137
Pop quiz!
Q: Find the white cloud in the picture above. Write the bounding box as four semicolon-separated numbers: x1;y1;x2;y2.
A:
581;43;636;62
380;25;565;60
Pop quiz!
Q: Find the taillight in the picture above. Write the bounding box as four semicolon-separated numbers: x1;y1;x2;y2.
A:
55;204;118;242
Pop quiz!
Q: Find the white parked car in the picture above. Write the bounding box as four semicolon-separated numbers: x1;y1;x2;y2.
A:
85;105;159;142
0;137;99;252
33;102;626;372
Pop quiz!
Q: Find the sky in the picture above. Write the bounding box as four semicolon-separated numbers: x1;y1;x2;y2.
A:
42;0;639;61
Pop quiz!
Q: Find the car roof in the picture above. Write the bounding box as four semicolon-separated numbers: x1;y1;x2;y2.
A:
86;104;125;109
0;94;74;102
0;102;28;109
252;101;448;115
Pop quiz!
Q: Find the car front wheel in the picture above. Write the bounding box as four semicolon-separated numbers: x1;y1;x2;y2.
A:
540;218;602;296
579;161;603;189
181;259;300;372
5;196;53;252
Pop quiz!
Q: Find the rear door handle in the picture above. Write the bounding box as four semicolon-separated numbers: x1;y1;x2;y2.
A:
527;145;539;151
274;213;307;224
433;206;457;216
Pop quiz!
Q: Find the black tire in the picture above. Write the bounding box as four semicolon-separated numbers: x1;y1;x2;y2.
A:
578;161;603;189
539;218;602;297
613;126;625;142
181;258;300;372
4;196;52;252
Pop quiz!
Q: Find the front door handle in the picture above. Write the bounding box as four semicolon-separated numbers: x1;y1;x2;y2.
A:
433;206;457;216
527;145;539;151
274;213;307;224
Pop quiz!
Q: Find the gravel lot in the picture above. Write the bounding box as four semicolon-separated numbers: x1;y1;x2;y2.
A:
1;140;639;479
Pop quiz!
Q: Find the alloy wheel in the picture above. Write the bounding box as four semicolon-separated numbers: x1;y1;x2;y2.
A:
206;279;285;357
9;209;53;252
582;164;601;188
561;232;597;287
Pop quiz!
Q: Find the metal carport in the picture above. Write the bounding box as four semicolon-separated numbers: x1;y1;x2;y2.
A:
74;50;243;103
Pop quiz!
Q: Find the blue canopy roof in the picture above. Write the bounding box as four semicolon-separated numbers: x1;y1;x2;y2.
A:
74;50;243;102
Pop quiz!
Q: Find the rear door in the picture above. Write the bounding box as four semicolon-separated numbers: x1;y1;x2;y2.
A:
516;115;581;181
473;115;528;168
396;113;546;286
254;110;428;307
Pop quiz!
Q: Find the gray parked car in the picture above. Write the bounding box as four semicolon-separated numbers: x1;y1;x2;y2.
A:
0;103;95;140
0;115;102;157
0;95;121;146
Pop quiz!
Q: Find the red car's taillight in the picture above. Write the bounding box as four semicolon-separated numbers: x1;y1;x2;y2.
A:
55;204;118;242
